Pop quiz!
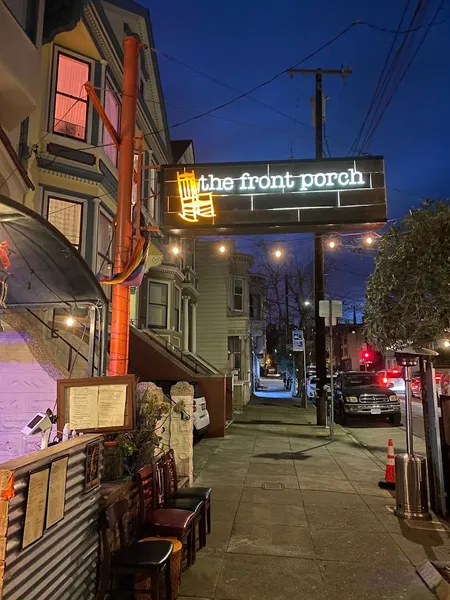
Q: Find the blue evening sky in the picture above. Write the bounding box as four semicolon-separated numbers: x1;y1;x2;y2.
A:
147;0;450;314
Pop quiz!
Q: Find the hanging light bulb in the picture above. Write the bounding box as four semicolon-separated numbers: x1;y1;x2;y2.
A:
328;239;336;249
171;246;180;255
365;236;374;245
219;245;226;254
66;316;74;327
274;249;282;258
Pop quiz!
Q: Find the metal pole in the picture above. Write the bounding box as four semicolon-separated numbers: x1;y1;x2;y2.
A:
329;299;334;441
404;365;414;456
87;305;96;377
109;35;141;376
303;340;308;409
99;303;109;376
314;72;326;426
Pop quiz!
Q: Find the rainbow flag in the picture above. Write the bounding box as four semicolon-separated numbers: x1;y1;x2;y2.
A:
98;237;150;287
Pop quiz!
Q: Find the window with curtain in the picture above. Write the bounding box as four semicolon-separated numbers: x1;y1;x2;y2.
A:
47;197;83;250
53;53;90;140
147;281;168;329
173;286;180;331
103;80;120;165
97;212;114;300
233;277;244;311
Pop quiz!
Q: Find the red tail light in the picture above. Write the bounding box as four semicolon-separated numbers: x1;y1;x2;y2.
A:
382;377;388;384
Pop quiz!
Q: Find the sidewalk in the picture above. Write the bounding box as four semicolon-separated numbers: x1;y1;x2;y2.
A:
180;395;450;600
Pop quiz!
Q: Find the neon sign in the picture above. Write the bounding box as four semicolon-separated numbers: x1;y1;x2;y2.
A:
161;156;386;235
197;168;365;194
177;171;216;222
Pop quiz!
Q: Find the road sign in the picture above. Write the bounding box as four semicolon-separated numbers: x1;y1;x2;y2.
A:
319;300;342;318
292;330;304;352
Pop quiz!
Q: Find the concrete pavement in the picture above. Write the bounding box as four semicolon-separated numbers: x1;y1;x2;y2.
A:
180;392;450;599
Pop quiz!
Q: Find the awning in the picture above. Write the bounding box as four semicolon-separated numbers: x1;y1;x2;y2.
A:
0;194;107;308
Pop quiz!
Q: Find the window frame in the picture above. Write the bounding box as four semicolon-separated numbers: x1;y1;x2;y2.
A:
97;209;114;301
49;47;94;144
44;192;86;254
102;76;121;167
249;293;261;319
233;277;244;312
147;280;169;330
173;285;181;332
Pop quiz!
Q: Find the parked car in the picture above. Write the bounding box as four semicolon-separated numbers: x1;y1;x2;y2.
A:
334;371;401;426
152;380;210;440
377;369;406;396
411;372;444;398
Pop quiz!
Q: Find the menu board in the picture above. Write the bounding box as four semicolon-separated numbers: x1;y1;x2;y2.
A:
57;375;135;434
22;468;50;549
46;457;68;529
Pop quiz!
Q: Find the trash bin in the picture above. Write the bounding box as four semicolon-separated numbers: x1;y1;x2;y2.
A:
394;453;431;520
135;536;183;600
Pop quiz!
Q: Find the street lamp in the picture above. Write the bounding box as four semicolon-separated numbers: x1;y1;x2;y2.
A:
274;249;282;258
304;300;311;306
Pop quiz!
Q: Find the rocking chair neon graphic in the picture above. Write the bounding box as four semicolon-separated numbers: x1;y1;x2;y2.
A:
177;171;216;222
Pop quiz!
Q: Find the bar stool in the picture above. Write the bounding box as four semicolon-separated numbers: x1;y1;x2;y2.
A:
165;449;212;541
137;465;196;566
98;498;173;600
154;456;206;549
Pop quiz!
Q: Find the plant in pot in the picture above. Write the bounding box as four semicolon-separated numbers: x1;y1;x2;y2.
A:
116;382;185;474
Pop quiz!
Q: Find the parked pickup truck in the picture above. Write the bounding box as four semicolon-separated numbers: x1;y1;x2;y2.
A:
333;371;401;426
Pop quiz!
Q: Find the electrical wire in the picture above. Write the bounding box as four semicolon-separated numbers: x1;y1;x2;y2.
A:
358;0;444;154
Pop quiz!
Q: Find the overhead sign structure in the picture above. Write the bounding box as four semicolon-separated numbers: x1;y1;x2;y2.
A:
292;330;304;352
161;156;386;235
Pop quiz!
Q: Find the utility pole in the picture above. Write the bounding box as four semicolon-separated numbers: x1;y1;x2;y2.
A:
86;36;142;376
287;67;351;425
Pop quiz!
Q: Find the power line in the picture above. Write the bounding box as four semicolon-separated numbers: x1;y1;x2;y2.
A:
358;0;444;154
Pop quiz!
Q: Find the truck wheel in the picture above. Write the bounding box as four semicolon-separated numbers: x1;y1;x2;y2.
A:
390;413;401;426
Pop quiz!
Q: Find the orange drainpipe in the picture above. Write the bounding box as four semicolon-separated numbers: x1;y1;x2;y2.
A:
109;36;142;376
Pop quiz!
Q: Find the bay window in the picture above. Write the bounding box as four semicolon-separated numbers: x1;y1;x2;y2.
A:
147;281;168;329
97;212;114;300
53;53;90;140
47;197;83;251
103;80;120;165
233;277;244;311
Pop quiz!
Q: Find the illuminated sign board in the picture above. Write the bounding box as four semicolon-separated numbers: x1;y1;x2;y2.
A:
161;156;386;235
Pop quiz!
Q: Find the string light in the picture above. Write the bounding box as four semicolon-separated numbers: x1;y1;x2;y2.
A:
365;236;374;245
274;249;282;258
171;246;180;255
328;239;336;249
444;340;450;348
219;245;226;253
66;316;74;327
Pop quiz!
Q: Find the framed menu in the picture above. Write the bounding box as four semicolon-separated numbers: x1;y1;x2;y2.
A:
22;467;50;549
57;375;136;435
46;456;68;529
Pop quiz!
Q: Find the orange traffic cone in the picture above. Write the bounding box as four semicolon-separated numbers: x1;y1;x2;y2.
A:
379;438;396;490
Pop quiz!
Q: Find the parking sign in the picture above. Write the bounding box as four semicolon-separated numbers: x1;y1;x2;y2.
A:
292;330;304;352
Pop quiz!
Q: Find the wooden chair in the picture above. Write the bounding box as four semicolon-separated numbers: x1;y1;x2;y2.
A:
98;498;173;600
164;449;211;540
154;456;206;549
137;465;196;566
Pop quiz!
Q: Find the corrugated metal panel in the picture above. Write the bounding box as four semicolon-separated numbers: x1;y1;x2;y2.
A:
2;435;103;600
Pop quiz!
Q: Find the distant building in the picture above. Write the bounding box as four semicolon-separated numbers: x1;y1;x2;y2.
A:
196;241;257;410
333;323;382;372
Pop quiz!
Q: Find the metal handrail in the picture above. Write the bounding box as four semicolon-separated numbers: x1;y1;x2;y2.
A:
27;309;95;373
